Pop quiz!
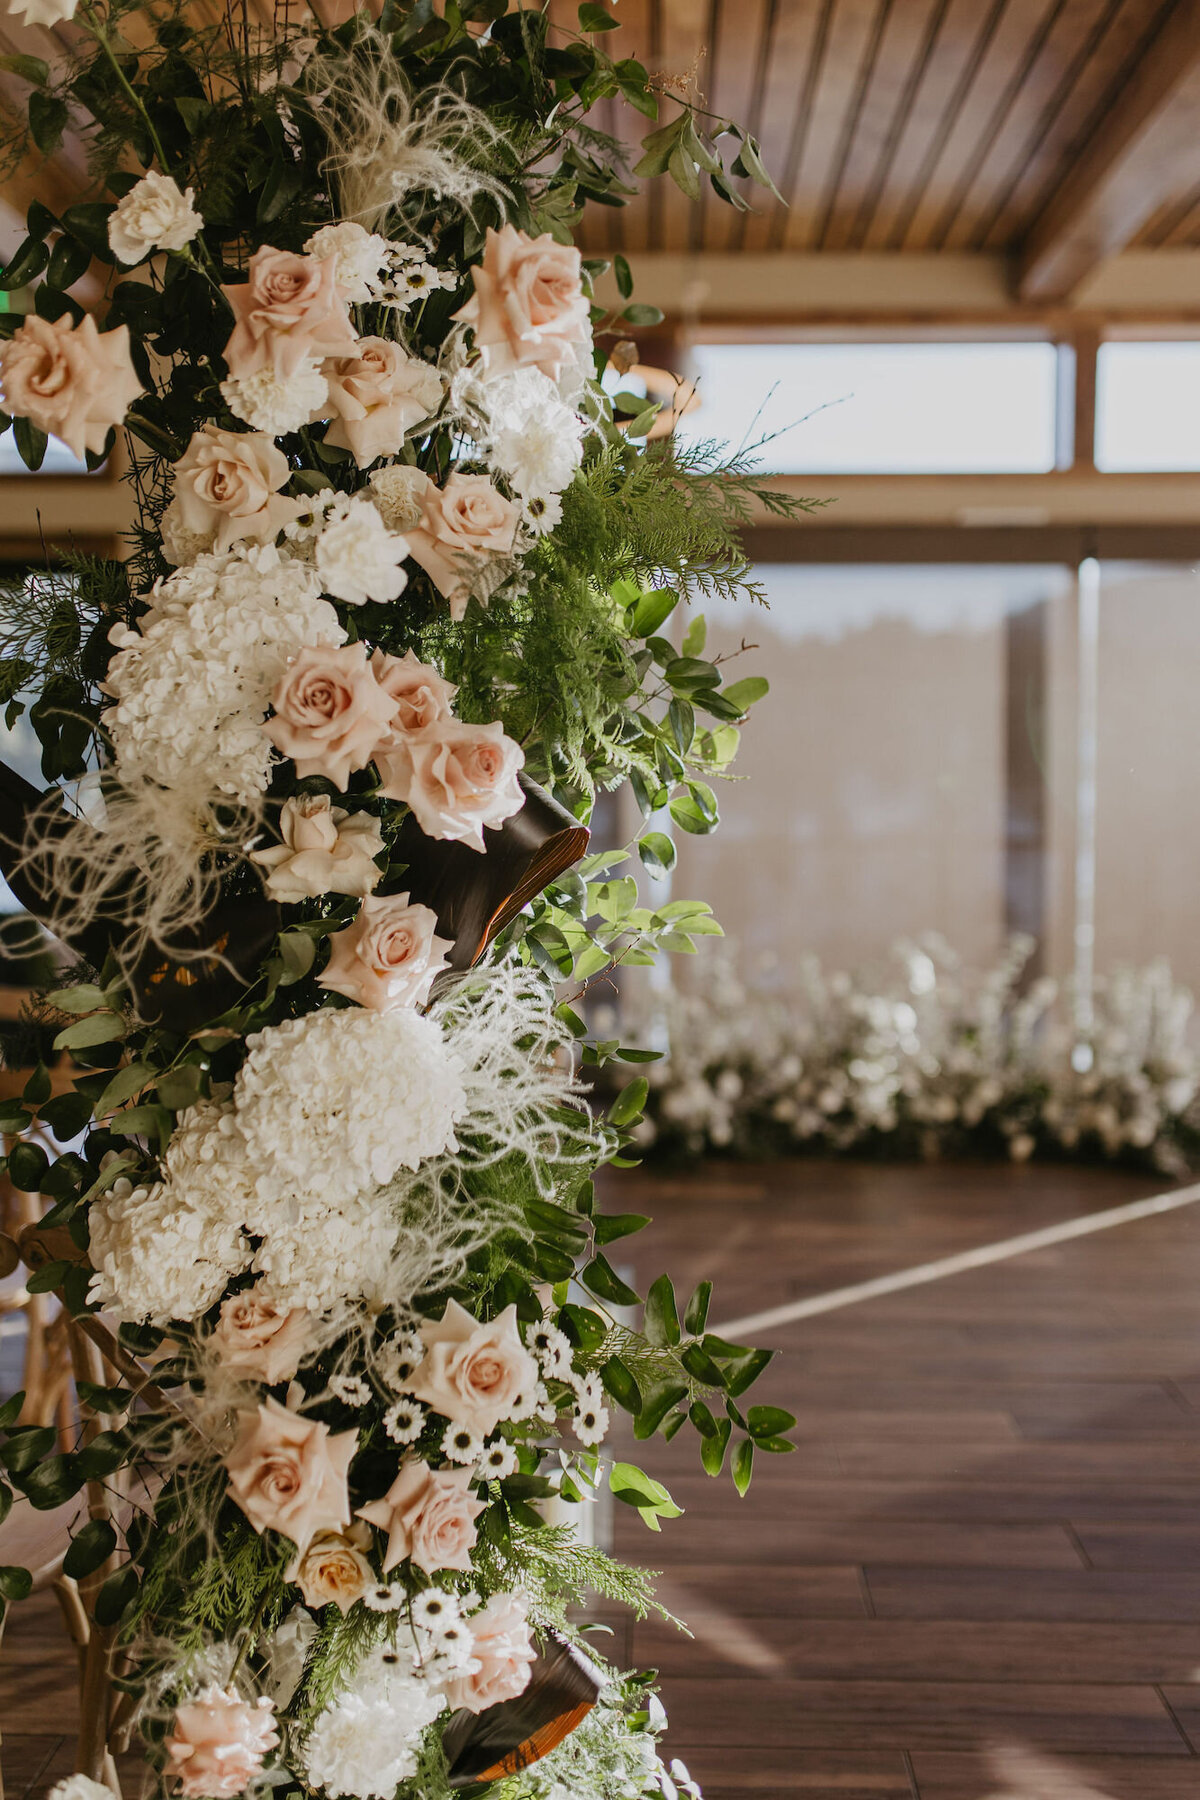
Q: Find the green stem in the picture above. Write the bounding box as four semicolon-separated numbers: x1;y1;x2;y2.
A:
230;1585;273;1683
78;0;171;174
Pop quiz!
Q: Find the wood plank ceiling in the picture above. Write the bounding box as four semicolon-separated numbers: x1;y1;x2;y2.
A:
554;0;1192;258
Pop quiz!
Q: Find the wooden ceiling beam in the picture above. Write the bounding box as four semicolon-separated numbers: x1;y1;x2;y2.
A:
1016;0;1200;302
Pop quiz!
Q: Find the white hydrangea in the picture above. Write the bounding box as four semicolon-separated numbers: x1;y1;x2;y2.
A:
221;354;329;435
234;1007;465;1198
248;1192;402;1314
87;1163;251;1326
303;1663;445;1799
314;495;409;605
103;544;344;803
487;368;584;501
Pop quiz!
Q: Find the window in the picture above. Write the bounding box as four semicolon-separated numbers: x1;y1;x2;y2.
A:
1096;342;1200;471
674;342;1059;474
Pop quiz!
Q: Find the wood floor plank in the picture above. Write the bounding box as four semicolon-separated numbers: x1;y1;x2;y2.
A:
911;1747;1200;1798
864;1566;1200;1622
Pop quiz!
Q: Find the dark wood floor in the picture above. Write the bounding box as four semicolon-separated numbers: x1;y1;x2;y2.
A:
5;1159;1200;1800
605;1159;1200;1800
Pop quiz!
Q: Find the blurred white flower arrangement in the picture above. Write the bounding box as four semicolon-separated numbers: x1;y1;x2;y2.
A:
634;936;1200;1175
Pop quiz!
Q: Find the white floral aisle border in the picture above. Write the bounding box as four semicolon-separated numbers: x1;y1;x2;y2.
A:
635;935;1200;1175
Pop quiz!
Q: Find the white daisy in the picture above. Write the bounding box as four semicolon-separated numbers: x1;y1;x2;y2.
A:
474;1438;518;1481
384;1397;426;1445
441;1421;483;1465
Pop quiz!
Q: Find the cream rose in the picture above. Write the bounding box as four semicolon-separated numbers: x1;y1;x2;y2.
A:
453;225;589;381
318;893;451;1013
286;1525;373;1614
210;1290;311;1385
377;719;525;853
0;313;142;460
404;474;519;620
371;649;457;738
357;1462;484;1575
266;643;399;790
224;1396;357;1550
407;1299;537;1436
222;246;357;380
323;338;444;468
251;795;384;904
166;1688;279;1800
108;172;202;265
447;1594;537;1714
172;426;300;554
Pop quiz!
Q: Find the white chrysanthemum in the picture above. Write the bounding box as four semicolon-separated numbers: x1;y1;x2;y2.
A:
235;1007;465;1198
87;1169;250;1327
303;1678;445;1799
222;354;329;435
103;545;344;803
314;495;408;605
304;222;391;303
367;463;429;533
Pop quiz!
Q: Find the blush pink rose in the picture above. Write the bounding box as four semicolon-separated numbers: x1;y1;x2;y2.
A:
210;1289;311;1385
370;648;457;738
172;426;300;553
446;1594;537;1714
404;474;519;620
222;246;357;379
377;719;525;852
407;1299;537;1436
0;313;142;460
286;1524;374;1614
318;892;451;1012
323;338;444;468
266;643;400;789
453;225;589;381
166;1687;279;1799
357;1462;484;1575
224;1396;357;1550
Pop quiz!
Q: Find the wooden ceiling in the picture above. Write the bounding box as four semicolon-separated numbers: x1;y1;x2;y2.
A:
7;0;1200;310
554;0;1200;301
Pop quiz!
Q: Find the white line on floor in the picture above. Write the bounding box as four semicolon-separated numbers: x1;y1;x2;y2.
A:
713;1178;1200;1341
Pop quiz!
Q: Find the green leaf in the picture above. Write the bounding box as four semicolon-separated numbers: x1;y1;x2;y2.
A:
22;1063;51;1106
723;1346;774;1397
689;1399;719;1438
60;204;116;262
682;614;707;657
721;676;770;713
609;1461;683;1529
46;233;92;292
14;416;47;473
0;1425;56;1473
578;1;619;27
608;1077;649;1128
747;1405;797;1438
634;1378;689;1440
75;1381;132;1415
1;236;50;292
581;1254;641;1309
29;93;69;157
599;1355;641;1414
74;1430;130;1480
0;53;49;84
0;1565;32;1602
93;1563;138;1628
731;132;784;201
7;1141;48;1192
19;1453;80;1511
38;1092;94;1140
94;1061;152;1118
155;1064;205;1110
644;1274;681;1347
110;1104;171;1145
680;1341;726;1387
593;1211;650;1246
622;302;665;326
53;1012;125;1051
0;1482;11;1525
0;1393;25;1432
48;984;112;1014
25;1260;69;1296
613;252;633;298
684;1280;713;1335
669;795;714;836
667;697;695;756
63;1517;117;1580
629;587;677;637
700;1417;732;1477
731;1437;755;1495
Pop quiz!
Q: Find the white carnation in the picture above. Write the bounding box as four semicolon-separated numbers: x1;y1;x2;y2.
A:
6;0;76;22
108;172;202;265
314;495;409;605
304;222;391;303
368;463;429;533
222;354;329;435
47;1779;118;1800
487;369;583;500
103;545;345;804
234;1007;465;1198
303;1667;445;1799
